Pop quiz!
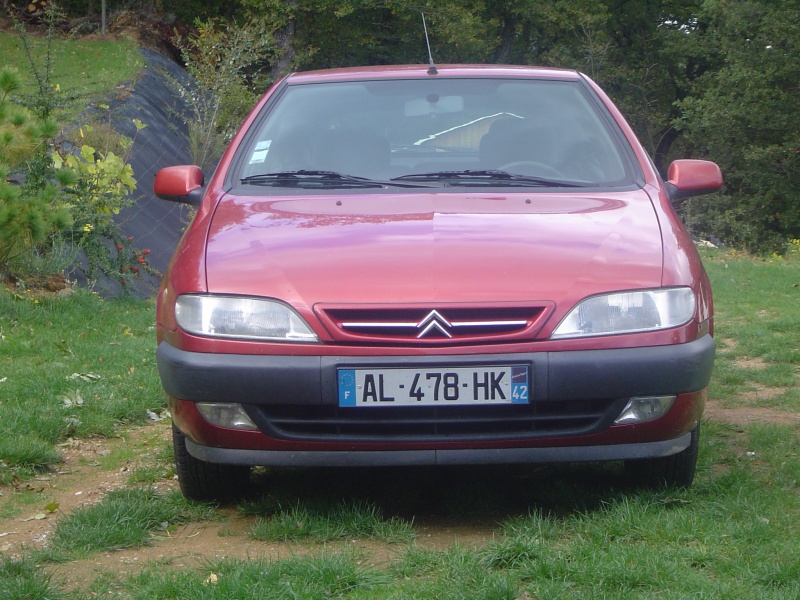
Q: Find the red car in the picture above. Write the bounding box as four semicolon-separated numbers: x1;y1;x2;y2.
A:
154;65;721;500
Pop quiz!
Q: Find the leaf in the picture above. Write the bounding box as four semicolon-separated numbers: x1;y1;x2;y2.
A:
22;513;47;522
54;340;73;356
44;502;59;513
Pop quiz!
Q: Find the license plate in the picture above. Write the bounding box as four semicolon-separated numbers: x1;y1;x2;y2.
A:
338;365;529;407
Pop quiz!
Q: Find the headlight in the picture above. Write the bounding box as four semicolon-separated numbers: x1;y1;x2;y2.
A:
551;288;695;339
175;295;318;342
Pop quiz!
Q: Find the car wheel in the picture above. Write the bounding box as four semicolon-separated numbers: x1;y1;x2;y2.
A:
172;423;251;501
625;425;700;489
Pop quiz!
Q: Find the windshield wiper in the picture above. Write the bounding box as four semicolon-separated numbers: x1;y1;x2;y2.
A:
240;170;433;189
391;170;585;188
241;170;383;188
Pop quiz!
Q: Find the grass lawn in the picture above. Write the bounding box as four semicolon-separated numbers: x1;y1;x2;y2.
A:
0;31;142;121
0;248;798;598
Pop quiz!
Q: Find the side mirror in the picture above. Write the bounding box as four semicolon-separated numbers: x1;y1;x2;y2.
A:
665;159;723;203
154;165;204;206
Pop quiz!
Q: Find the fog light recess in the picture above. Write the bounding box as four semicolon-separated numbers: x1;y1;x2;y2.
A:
614;396;676;425
196;403;258;430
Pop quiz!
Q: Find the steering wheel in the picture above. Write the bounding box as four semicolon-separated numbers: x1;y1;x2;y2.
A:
498;161;566;179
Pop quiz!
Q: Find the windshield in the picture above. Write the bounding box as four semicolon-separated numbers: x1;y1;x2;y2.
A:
234;77;635;189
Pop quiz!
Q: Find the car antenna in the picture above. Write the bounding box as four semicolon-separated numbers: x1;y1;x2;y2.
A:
420;12;437;75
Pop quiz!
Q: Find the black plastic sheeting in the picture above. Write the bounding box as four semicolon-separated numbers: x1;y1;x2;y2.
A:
103;48;199;295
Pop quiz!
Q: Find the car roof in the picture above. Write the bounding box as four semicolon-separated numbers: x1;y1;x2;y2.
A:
285;64;584;84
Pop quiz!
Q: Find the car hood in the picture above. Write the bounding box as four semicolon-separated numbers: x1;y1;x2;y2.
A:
205;190;663;309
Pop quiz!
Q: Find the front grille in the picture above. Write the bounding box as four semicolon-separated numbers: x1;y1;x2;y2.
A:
247;398;627;443
315;305;551;345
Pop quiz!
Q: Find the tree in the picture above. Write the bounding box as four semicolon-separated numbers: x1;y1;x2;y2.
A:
676;0;800;252
0;68;73;267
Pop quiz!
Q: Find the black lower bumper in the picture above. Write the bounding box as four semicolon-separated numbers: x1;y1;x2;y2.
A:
158;335;715;406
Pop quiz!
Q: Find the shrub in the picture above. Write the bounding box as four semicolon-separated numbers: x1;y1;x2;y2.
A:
174;18;273;169
0;67;74;268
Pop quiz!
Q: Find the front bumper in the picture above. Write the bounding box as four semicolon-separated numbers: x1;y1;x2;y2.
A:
158;335;714;457
158;335;715;406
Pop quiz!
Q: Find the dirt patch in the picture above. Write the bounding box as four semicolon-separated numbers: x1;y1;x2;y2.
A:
0;424;174;558
733;356;768;370
47;518;494;593
704;402;800;428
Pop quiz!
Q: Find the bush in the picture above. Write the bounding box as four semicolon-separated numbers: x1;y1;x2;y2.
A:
174;18;273;169
0;67;74;267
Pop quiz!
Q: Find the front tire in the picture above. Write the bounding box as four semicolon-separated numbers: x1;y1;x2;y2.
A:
625;425;700;489
172;424;251;501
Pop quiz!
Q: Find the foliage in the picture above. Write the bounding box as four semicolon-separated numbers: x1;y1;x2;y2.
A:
0;67;74;267
174;18;273;170
676;0;800;254
2;18;157;290
52;116;159;289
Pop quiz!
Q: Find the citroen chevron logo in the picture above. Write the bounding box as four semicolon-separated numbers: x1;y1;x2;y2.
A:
416;310;453;339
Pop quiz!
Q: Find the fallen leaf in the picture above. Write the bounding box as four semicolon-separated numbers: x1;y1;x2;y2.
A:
22;513;47;522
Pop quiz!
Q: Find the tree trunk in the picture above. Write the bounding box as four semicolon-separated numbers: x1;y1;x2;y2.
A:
269;0;298;82
493;14;517;64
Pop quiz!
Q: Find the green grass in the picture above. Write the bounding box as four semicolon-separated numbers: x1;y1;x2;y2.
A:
43;488;213;559
0;289;162;482
700;249;800;411
245;499;414;543
0;31;143;121
0;556;69;600
107;552;391;600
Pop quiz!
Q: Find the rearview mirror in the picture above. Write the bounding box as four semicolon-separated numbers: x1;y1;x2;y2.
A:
404;94;464;117
154;165;204;206
666;160;723;203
